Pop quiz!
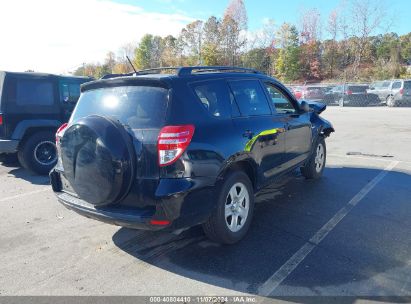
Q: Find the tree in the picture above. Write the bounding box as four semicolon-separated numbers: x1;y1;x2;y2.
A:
221;0;248;65
180;20;204;65
325;10;339;78
134;34;154;69
274;23;301;81
349;0;389;77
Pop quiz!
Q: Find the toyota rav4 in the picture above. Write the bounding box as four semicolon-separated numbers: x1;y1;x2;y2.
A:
50;66;334;244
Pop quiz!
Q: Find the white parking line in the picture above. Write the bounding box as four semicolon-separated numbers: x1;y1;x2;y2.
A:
258;160;399;296
328;153;411;165
0;188;50;203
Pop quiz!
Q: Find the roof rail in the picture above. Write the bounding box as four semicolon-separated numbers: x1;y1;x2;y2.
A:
100;66;263;79
100;72;134;79
178;66;262;76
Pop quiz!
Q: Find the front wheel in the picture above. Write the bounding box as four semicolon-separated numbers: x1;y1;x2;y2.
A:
301;137;326;179
202;171;254;244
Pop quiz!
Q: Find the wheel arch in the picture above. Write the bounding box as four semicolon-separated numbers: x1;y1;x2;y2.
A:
217;158;258;192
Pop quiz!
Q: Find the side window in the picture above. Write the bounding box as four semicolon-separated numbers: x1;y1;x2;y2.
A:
16;79;54;106
228;80;271;116
392;82;401;89
192;80;232;119
61;83;81;103
264;83;296;114
382;81;391;88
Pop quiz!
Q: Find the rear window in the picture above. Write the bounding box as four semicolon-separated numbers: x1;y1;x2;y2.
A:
70;86;168;129
403;81;411;89
348;86;368;93
16;79;54;106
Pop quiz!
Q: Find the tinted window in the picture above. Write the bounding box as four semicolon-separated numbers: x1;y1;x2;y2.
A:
192;80;231;119
392;82;401;89
70;86;168;129
228;80;271;116
61;83;81;104
382;81;391;88
404;81;411;89
264;83;296;114
16;79;54;106
348;85;368;93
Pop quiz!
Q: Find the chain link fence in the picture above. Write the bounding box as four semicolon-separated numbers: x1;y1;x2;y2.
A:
285;80;411;107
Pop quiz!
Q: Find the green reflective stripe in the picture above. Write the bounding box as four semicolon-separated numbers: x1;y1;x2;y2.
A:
244;129;279;152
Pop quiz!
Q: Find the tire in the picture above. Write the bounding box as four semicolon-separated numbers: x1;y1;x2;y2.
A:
301;137;326;179
17;131;57;175
387;95;395;107
202;170;254;244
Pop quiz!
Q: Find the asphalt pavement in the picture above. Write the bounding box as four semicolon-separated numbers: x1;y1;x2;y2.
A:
0;107;410;300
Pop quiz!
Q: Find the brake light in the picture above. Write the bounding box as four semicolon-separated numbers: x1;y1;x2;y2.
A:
0;114;3;126
346;90;353;95
158;125;195;166
150;219;171;226
400;88;404;95
55;123;68;144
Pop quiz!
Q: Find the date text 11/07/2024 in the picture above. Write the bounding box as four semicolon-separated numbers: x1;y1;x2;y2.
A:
149;296;257;303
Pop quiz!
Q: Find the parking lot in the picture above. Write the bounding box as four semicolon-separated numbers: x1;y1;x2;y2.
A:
0;107;410;299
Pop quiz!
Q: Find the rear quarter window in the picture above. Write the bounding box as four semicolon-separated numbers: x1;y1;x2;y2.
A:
348;86;368;93
70;86;168;129
191;80;234;119
403;81;411;89
16;79;54;106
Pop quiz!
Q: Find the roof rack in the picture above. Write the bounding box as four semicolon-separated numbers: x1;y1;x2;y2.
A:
100;66;262;79
178;66;262;76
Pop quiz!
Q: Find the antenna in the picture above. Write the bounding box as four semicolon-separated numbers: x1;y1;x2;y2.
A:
126;56;137;74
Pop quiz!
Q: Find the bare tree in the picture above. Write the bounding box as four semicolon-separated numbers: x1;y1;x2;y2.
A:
180;20;204;64
349;0;389;76
326;10;339;77
224;0;248;31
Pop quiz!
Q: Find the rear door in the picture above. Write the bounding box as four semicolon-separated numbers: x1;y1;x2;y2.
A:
228;79;286;185
263;82;312;171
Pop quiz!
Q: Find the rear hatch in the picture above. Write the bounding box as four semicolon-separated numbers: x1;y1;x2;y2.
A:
57;83;169;204
403;81;411;97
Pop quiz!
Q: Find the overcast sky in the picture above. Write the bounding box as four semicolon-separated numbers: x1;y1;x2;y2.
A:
0;0;408;74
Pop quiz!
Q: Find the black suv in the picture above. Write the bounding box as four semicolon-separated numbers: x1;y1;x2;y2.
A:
50;67;334;244
0;71;92;174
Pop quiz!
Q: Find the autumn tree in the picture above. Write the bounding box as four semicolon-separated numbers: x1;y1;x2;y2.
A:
180;20;204;65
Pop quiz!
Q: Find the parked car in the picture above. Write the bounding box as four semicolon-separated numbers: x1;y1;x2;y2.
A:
288;86;303;99
324;84;370;106
387;79;411;107
301;86;326;101
0;71;92;174
367;80;392;104
50;66;334;244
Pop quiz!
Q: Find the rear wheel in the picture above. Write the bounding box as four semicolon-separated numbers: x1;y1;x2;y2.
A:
18;131;57;175
202;171;254;244
301;137;326;179
387;95;396;107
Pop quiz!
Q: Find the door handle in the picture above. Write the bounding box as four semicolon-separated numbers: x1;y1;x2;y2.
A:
242;130;254;139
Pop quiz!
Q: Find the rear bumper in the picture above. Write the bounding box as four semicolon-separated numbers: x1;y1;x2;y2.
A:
56;191;158;230
0;139;19;153
50;169;217;231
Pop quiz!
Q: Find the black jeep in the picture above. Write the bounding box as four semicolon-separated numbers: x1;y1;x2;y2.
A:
50;66;334;244
0;71;92;174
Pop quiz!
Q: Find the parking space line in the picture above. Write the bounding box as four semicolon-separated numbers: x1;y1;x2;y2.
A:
328;153;411;165
258;160;399;297
0;188;49;203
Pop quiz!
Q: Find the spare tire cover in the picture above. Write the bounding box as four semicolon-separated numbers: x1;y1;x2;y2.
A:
60;115;135;206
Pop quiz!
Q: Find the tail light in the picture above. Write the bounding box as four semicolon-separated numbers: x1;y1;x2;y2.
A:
400;88;404;95
0;114;3;126
346;90;353;95
55;123;68;144
158;125;195;167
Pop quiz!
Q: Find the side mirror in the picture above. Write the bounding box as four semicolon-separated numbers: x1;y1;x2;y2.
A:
300;100;310;112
